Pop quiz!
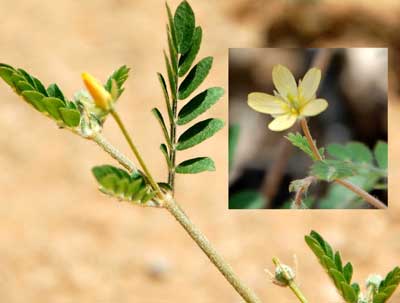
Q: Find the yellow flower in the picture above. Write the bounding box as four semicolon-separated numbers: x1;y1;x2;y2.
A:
248;64;328;131
82;72;112;111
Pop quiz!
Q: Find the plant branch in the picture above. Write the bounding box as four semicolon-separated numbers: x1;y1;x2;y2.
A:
164;197;262;303
92;127;261;303
110;109;160;194
300;118;387;209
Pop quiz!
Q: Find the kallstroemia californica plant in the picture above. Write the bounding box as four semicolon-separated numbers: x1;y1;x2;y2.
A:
248;64;388;209
0;2;396;302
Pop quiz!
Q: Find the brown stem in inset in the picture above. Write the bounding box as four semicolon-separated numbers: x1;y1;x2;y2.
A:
300;118;387;209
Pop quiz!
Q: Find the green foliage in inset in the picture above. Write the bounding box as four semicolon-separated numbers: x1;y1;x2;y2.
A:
176;157;215;174
229;190;265;209
229;124;240;171
92;165;159;207
373;267;400;303
305;231;359;303
156;1;224;182
311;160;356;182
286;132;325;161
0;63;81;128
374;141;388;170
104;65;130;100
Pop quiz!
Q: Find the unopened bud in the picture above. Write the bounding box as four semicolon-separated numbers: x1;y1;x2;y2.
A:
82;72;112;111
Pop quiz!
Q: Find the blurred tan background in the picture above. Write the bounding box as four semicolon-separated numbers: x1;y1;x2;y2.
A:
0;0;399;302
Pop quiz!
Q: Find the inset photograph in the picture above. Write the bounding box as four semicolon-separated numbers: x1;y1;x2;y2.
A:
229;48;388;209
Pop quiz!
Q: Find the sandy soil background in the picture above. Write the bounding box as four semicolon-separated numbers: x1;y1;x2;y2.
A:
0;0;399;302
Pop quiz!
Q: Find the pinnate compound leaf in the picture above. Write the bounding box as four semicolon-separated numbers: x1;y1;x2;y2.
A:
0;64;82;129
176;118;224;150
173;0;195;54
311;160;355;182
374;267;400;303
286;132;324;161
178;26;202;77
92;165;159;206
305;231;357;303
177;87;224;125
104;65;130;99
374;141;388;170
176;157;215;174
178;56;213;100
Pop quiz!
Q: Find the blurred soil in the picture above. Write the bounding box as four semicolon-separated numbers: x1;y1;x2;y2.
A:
0;0;399;302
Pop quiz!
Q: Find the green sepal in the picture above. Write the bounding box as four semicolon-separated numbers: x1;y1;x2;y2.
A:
176;157;215;174
177;87;224;125
178;56;213;100
176;118;224;150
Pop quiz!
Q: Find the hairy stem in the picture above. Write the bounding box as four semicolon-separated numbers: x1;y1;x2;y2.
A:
91;132;138;173
110;109;160;194
164;197;262;303
300;118;386;209
93;126;261;302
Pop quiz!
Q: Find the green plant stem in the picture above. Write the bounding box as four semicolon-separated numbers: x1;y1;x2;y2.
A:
300;118;387;209
164;197;262;303
168;64;179;195
110;109;160;194
92;130;262;303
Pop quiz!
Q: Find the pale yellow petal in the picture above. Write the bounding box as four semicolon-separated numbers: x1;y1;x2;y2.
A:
272;64;298;98
301;98;328;117
298;67;321;100
268;114;297;131
248;92;287;114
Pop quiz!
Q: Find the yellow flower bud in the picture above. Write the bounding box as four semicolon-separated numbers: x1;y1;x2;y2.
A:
82;72;112;111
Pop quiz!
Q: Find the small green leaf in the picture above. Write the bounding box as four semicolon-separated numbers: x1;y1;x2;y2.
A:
167;27;178;73
177;87;224;125
42;97;65;120
17;68;36;87
0;66;16;87
104;65;130;99
374;141;388;170
178;56;213;100
329;268;347;292
328;142;373;164
21;90;47;112
176;118;224;150
335;252;343;272
343;262;353;283
32;77;48;96
176;157;215;174
164;51;176;99
174;0;195;54
160;143;172;168
351;283;360;297
157;73;173;122
311;160;356;181
374;267;400;303
151;107;172;149
59;108;81;127
286;132;324;161
341;282;357;303
178;26;202;77
166;3;178;50
229;190;265;209
16;80;35;92
47;83;65;101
